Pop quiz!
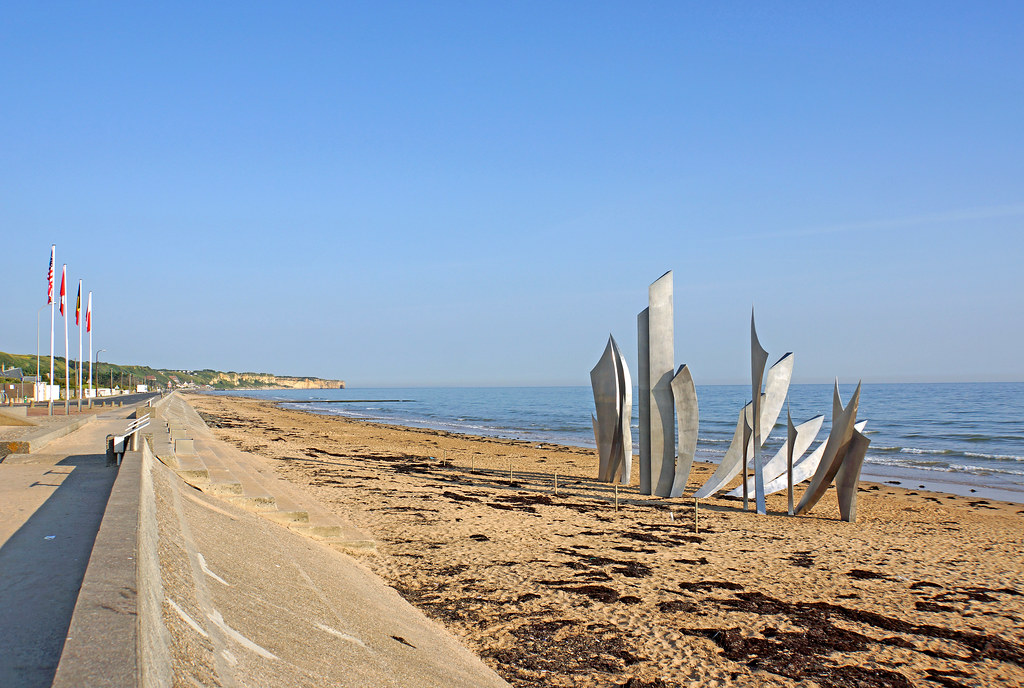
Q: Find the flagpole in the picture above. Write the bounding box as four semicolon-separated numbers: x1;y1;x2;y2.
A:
63;264;69;414
49;245;55;415
77;279;83;409
88;292;93;398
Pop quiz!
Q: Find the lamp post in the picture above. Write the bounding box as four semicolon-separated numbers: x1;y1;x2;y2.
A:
96;349;106;398
36;303;48;402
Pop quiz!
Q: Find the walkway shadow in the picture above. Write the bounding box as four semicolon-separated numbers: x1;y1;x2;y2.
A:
0;452;117;688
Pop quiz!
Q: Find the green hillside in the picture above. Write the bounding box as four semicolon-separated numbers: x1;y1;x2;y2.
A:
0;351;314;390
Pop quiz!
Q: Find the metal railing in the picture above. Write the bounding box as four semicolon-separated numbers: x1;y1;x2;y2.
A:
106;413;151;466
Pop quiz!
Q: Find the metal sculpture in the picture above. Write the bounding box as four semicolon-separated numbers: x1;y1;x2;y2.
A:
741;413;752;510
835;428;871;522
590;335;632;484
726;414;823;499
648;271;675;497
762;420;867;498
637;308;651;493
795;380;862;515
750;311;770;514
692;353;794;499
616;342;633;484
669;364;698;497
787;407;798;515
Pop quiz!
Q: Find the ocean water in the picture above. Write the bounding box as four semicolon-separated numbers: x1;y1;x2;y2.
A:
210;382;1024;503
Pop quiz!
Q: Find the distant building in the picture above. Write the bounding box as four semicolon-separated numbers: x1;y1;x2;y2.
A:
0;367;24;381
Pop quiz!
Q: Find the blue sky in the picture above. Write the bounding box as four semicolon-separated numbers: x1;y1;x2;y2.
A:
2;2;1022;386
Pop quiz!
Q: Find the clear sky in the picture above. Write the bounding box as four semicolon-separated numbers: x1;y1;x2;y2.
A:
2;2;1022;386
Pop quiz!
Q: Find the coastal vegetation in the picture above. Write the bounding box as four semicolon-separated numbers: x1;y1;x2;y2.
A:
0;351;343;390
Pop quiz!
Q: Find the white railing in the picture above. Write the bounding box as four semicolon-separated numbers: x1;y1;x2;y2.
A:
107;413;151;466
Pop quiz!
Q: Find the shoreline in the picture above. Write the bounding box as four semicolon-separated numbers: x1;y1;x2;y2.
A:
186;393;1024;687
271;399;1024;506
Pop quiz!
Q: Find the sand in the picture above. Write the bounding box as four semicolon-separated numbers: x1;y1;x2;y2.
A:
184;393;1024;688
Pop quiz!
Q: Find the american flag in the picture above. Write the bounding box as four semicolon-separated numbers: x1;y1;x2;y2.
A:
47;245;55;304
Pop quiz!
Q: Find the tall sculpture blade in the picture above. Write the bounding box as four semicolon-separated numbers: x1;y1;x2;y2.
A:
835;429;871;522
787;405;798;515
725;414;823;498
742;412;751;511
763;420;867;497
648;271;675;497
613;339;633;485
637;308;651;493
692;353;793;499
590;336;620;482
750;311;770;515
669;364;698;497
795;380;862;515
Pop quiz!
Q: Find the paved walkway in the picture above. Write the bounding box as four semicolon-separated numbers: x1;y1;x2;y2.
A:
0;407;140;687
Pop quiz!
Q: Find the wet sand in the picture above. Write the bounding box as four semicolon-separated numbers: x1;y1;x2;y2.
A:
185;393;1024;688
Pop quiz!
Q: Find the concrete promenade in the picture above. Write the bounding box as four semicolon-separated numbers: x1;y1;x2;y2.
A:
0;404;144;687
0;394;509;688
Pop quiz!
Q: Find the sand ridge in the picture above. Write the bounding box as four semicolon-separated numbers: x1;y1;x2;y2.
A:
185;393;1024;688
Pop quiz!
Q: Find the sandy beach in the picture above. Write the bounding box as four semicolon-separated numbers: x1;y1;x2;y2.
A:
185;393;1024;688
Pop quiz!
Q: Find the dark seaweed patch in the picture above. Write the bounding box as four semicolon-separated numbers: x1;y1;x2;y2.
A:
847;569;894;581
490;618;640;676
678;581;743;592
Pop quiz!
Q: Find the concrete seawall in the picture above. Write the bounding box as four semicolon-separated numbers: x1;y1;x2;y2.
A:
48;393;508;687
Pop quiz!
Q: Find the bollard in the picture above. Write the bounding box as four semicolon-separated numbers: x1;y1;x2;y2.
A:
130;431;139;451
106;435;116;467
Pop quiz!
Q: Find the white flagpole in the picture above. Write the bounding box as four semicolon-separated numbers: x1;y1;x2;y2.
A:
88;292;93;397
49;245;55;413
77;279;83;406
63;264;69;413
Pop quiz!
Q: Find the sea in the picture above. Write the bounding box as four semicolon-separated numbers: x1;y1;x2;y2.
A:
209;383;1024;503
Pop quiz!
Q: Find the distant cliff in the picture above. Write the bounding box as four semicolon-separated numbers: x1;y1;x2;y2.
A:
209;372;345;389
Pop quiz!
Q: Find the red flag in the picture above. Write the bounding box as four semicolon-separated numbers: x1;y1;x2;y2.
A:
47;245;55;304
59;265;66;316
76;284;81;325
87;292;92;333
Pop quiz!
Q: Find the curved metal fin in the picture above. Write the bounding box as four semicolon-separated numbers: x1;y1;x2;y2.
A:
726;414;823;498
649;272;675;497
637;309;651;493
750;311;771;515
613;338;633;485
835;428;871;522
669;364;698;497
764;419;866;497
692;353;793;499
795;381;862;515
590;336;620;482
787;405;798;515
